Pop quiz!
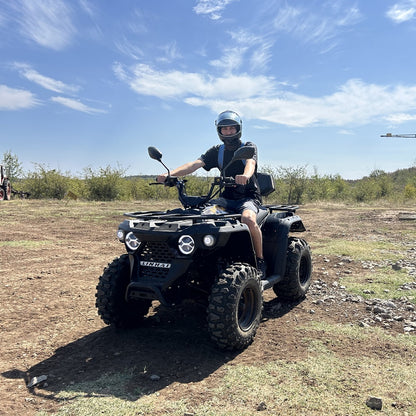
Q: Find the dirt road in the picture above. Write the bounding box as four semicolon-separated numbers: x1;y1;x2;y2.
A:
0;200;415;415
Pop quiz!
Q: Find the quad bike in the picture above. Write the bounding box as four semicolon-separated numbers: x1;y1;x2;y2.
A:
96;146;312;350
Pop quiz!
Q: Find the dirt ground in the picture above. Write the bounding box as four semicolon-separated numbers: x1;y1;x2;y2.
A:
0;200;415;415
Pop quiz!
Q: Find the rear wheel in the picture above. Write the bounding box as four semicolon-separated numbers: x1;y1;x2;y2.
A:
273;237;312;300
96;254;151;328
207;262;263;350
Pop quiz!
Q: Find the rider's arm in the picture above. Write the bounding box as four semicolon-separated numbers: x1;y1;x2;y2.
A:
235;158;256;185
157;159;205;183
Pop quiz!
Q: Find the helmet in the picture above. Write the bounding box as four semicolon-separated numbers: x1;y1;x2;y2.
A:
215;110;242;143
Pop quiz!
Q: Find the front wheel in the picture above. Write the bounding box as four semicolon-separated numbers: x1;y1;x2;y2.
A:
273;237;312;300
96;254;151;328
207;262;263;350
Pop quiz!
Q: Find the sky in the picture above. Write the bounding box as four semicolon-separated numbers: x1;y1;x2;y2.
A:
1;0;416;180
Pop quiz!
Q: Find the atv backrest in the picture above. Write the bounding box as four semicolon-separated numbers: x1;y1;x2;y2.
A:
257;172;275;196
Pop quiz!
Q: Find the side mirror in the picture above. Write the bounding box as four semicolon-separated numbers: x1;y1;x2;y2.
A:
232;146;255;161
223;145;255;173
148;146;163;161
148;146;170;177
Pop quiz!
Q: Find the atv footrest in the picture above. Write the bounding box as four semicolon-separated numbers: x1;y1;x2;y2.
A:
261;274;283;291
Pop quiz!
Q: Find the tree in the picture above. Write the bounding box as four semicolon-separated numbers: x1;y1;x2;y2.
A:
1;150;23;181
277;165;308;204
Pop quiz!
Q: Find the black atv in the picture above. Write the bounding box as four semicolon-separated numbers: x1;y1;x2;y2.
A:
96;145;312;350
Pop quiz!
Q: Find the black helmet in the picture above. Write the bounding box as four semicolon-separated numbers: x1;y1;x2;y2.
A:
215;110;242;143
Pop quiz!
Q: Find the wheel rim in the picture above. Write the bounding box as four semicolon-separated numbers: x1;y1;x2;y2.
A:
238;285;258;331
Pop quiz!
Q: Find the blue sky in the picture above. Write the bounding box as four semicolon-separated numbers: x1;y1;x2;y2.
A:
1;0;416;180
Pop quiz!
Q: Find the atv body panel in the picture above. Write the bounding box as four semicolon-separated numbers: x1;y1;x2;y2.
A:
118;214;256;306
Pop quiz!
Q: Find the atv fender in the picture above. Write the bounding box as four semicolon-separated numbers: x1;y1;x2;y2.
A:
262;212;306;279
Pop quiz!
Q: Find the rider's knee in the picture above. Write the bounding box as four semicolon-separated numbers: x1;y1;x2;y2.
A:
241;211;257;228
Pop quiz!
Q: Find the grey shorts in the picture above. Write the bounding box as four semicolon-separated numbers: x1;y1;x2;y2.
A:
209;197;261;215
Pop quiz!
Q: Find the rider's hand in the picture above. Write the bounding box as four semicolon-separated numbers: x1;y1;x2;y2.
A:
156;174;168;183
235;174;250;185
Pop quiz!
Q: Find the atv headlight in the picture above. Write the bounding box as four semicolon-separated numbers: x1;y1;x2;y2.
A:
203;234;216;247
178;235;195;255
125;232;140;251
117;229;125;242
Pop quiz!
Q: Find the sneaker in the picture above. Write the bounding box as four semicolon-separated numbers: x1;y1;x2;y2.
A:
256;257;266;279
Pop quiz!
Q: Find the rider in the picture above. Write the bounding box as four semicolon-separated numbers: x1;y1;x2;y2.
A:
157;110;266;278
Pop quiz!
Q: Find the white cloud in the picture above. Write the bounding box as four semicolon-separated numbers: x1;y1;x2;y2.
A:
11;0;75;50
273;6;302;33
208;2;362;75
114;62;275;100
209;46;246;73
235;79;416;128
385;112;416;123
114;62;416;128
114;37;144;60
78;0;96;18
14;63;80;94
337;6;362;26
272;2;362;50
209;29;274;73
249;40;274;73
51;96;107;114
386;2;416;23
193;0;238;20
0;85;39;110
338;129;355;135
157;41;182;63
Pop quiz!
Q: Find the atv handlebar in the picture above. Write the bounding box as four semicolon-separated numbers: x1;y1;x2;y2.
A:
222;176;237;186
148;144;252;209
150;175;239;209
150;176;180;187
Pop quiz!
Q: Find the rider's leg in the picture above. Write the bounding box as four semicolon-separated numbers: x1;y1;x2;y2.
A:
241;209;263;259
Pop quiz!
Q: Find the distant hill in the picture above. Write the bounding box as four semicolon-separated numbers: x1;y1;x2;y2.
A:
125;175;156;180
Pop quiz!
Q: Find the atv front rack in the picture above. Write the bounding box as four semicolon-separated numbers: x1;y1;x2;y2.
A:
124;210;242;222
124;204;299;222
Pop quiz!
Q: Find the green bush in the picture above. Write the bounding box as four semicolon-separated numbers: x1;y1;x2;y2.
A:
23;164;70;199
404;183;416;199
83;165;126;201
6;154;416;203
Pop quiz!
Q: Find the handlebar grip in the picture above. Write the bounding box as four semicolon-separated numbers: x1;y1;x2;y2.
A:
150;176;177;186
223;176;236;185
